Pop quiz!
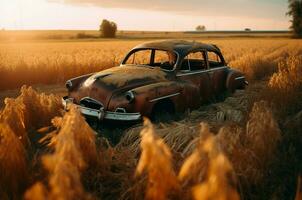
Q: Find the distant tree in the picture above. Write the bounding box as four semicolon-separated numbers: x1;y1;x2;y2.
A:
195;25;206;31
287;0;302;37
244;28;251;32
99;19;117;38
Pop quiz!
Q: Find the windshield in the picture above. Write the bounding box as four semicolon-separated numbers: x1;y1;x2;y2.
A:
122;49;177;71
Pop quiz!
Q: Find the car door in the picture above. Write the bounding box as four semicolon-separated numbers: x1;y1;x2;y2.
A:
206;51;228;96
176;50;212;109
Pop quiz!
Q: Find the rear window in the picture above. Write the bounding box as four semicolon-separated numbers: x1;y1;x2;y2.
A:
207;51;223;68
180;51;207;71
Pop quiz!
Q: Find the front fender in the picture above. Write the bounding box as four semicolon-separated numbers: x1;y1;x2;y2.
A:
66;73;94;92
131;81;182;116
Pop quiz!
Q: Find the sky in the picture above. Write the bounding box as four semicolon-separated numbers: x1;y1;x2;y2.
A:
0;0;290;31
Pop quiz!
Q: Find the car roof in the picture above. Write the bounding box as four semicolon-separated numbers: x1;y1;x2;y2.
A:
132;40;221;56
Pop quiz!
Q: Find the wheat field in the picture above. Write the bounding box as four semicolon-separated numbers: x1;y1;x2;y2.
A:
1;39;301;90
0;38;302;200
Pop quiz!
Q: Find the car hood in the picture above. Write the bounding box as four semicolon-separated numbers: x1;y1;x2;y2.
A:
72;65;169;108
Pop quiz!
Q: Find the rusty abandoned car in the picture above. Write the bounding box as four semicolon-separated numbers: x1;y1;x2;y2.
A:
62;40;248;123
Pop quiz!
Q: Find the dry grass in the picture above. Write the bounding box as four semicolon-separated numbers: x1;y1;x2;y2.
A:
0;86;62;199
179;123;240;200
0;123;28;200
0;38;301;200
26;105;97;200
0;84;299;200
133;120;240;200
221;101;281;185
0;41;137;90
136;119;179;200
192;154;239;200
0;39;301;90
0;86;61;147
267;55;302;116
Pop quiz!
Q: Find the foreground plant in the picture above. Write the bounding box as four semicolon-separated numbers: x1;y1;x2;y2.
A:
0;86;61;147
0;86;61;199
136;121;240;200
0;123;28;199
25;105;97;200
136;118;179;200
179;123;240;200
268;56;302;115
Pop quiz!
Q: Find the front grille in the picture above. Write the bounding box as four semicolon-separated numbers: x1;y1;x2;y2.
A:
80;97;103;110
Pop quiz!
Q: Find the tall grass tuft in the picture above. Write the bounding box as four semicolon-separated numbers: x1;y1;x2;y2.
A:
217;101;281;186
268;56;302;115
192;153;240;200
0;86;61;147
179;123;240;200
26;105;97;200
136;118;179;200
178;123;213;185
0;123;28;199
245;101;281;166
24;182;48;200
0;86;63;199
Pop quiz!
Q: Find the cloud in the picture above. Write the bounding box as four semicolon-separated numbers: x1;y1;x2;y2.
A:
48;0;287;19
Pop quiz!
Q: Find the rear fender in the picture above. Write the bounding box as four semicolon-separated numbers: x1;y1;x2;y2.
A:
226;70;247;93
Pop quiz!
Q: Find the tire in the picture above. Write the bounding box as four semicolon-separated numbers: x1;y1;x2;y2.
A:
226;71;238;94
151;99;175;123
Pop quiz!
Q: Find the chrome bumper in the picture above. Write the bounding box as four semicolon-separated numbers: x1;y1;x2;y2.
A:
62;97;141;121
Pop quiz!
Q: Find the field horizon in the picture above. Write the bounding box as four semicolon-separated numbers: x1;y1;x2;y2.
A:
0;29;292;42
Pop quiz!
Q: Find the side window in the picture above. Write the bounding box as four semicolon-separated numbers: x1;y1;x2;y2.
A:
125;50;151;65
207;51;223;68
153;50;176;71
181;51;206;71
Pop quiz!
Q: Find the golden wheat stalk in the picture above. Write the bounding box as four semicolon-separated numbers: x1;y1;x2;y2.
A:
136;118;179;200
192;152;240;200
26;105;97;200
0;123;28;199
178;123;240;200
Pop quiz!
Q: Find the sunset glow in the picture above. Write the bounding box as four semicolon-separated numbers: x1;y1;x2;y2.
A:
0;0;290;31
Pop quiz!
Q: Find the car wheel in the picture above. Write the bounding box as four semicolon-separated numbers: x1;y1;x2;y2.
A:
216;90;230;102
226;71;237;94
151;99;175;123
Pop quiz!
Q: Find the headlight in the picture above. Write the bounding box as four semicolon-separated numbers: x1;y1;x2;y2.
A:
125;91;135;103
65;80;73;89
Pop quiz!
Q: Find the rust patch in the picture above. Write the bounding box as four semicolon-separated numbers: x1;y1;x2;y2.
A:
87;66;167;88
